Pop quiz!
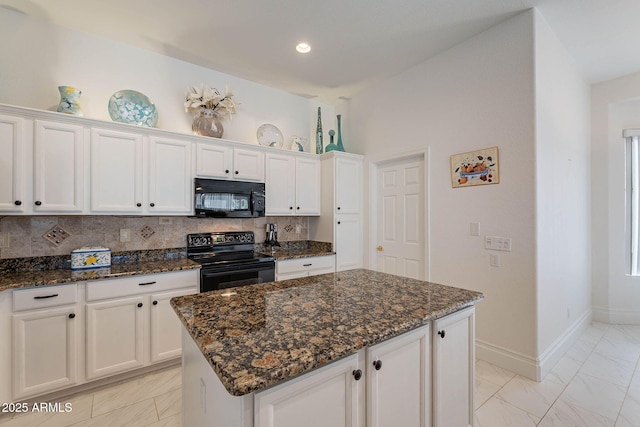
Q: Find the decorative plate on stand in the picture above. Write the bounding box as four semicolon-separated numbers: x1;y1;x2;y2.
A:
108;90;158;127
257;124;284;148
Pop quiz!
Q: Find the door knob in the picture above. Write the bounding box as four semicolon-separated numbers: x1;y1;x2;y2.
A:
376;245;384;252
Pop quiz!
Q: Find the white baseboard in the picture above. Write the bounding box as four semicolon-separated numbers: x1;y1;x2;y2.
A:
592;306;640;324
476;309;592;381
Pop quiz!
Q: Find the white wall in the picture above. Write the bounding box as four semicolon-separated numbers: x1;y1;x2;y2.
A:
0;8;335;149
592;72;640;324
533;11;592;374
348;11;538;373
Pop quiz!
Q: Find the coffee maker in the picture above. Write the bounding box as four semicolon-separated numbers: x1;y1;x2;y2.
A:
265;223;280;246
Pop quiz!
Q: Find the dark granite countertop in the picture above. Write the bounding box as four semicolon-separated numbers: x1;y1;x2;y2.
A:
0;258;200;292
170;269;484;396
256;240;335;261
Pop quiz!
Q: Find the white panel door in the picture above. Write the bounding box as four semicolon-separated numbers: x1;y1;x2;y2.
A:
86;296;145;379
254;353;363;427
265;153;295;215
335;157;362;214
233;148;265;182
367;325;430;427
13;306;78;399
336;214;363;271
376;159;425;279
150;287;197;363
433;307;475;427
195;143;233;179
295;157;321;215
148;136;193;214
90;128;144;213
0;115;24;212
33;120;84;212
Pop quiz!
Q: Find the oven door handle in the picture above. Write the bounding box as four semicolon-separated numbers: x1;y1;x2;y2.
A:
201;265;273;278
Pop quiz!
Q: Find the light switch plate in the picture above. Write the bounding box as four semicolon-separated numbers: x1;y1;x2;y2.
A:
490;253;500;267
485;236;512;252
470;222;480;236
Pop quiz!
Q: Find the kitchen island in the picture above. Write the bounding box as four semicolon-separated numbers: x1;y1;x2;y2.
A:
171;269;483;427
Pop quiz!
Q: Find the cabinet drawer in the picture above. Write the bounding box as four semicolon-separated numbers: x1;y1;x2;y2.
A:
276;255;335;275
86;269;199;301
13;283;78;312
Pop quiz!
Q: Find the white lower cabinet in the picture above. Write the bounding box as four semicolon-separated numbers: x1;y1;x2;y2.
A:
255;353;365;427
433;306;475;427
85;270;198;380
182;307;475;427
86;295;145;380
11;283;80;399
335;215;363;271
275;255;335;280
367;325;431;427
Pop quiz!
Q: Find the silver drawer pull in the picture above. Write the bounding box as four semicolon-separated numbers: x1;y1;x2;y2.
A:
34;293;59;299
138;281;157;286
303;263;312;267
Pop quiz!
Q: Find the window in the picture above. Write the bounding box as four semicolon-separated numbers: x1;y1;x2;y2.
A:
625;130;640;274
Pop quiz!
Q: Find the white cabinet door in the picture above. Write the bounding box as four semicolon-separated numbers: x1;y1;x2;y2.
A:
148;136;193;214
433;307;475;427
335;156;362;214
255;353;364;427
367;325;430;427
265;153;295;215
233;148;265;182
195;142;233;179
295;157;321;215
150;287;197;363
13;306;78;399
86;295;145;380
0;114;25;212
90;128;144;213
336;215;363;271
33;120;84;212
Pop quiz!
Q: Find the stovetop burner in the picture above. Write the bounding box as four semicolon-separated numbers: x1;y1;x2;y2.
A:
187;232;274;266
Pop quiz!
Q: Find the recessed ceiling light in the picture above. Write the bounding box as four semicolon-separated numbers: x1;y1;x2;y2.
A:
296;42;311;54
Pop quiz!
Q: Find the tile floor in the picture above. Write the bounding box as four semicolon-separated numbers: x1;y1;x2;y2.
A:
1;321;639;426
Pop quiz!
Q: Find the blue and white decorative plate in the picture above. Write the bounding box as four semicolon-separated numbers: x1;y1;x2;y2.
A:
108;90;158;127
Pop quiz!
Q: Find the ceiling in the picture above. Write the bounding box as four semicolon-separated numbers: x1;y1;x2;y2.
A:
3;0;640;103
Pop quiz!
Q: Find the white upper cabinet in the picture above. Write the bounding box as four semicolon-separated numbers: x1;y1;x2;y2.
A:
335;156;362;214
33;120;85;213
265;153;320;216
0;114;25;212
196;143;265;182
90;128;144;213
148;136;193;214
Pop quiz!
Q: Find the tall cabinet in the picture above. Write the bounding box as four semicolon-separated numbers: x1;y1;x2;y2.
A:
310;151;363;271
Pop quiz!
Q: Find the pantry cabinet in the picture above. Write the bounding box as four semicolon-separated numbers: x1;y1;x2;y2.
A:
12;284;80;399
265;153;320;216
196;142;265;182
310;152;364;271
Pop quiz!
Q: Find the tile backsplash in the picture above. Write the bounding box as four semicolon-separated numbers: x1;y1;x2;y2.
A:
0;216;309;259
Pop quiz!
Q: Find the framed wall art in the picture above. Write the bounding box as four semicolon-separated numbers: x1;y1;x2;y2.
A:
450;146;499;188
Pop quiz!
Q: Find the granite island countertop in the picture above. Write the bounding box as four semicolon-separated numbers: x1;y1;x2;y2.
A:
0;258;200;292
170;268;483;396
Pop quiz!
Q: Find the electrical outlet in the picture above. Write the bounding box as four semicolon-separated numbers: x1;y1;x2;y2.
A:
295;224;302;234
0;232;8;248
470;222;480;236
159;217;173;225
490;253;500;267
120;228;131;243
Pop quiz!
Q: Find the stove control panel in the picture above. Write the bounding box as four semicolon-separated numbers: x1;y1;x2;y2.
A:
187;232;255;248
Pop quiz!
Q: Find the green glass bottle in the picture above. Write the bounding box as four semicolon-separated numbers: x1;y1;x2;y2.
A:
336;114;345;152
325;129;338;152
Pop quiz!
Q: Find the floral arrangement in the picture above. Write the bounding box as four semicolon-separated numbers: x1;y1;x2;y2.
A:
184;84;238;120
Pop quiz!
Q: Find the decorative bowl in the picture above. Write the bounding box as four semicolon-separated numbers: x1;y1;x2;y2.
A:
257;124;284;148
108;90;158;127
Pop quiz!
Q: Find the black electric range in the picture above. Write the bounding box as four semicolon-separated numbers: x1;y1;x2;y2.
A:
187;231;275;292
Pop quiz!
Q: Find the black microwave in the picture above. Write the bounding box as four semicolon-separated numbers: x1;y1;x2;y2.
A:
194;178;266;218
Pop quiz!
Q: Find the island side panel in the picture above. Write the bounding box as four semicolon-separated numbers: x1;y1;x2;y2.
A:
181;328;252;427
